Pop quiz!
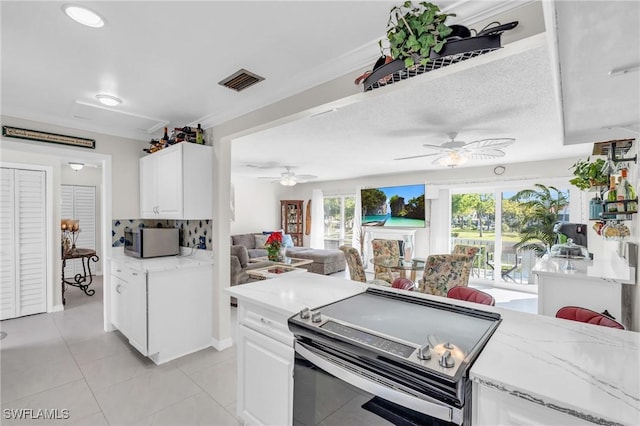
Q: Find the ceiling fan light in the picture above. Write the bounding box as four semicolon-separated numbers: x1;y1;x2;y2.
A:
436;152;468;168
280;176;296;186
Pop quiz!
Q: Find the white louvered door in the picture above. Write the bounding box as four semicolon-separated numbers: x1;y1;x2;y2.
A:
61;185;96;278
0;168;47;320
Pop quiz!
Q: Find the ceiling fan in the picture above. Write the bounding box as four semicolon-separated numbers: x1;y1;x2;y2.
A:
258;166;318;186
394;132;515;167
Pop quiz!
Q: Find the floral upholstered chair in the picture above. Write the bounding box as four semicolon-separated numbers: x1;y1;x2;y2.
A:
339;246;391;287
452;244;480;259
418;254;473;297
371;239;401;283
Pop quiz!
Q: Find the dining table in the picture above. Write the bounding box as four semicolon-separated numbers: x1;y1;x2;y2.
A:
372;256;426;283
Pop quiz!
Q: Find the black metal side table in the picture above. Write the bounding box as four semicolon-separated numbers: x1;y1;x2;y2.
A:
62;248;99;305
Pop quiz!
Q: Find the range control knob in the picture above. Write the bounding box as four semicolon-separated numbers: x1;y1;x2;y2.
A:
311;311;322;323
417;344;431;360
439;350;455;368
300;307;311;320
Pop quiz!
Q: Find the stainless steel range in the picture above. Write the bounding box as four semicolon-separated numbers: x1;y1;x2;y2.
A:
288;287;501;425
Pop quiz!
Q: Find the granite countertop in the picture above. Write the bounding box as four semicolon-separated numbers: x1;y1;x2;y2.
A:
532;253;636;284
225;274;640;425
109;248;213;273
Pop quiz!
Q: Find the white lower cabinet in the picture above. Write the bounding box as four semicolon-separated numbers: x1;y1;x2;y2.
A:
473;381;586;425
237;302;294;426
110;259;212;364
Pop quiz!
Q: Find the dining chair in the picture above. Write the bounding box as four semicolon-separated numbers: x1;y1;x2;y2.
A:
555;306;625;329
339;246;391;287
371;239;401;283
391;277;415;291
418;254;473;297
452;245;481;277
447;286;495;306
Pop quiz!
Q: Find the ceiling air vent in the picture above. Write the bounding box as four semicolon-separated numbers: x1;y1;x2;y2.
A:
218;69;264;92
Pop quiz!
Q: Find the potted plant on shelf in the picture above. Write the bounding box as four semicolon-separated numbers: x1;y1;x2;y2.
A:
384;1;455;67
569;158;609;190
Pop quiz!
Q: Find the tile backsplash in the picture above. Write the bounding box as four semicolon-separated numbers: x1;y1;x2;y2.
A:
112;219;212;250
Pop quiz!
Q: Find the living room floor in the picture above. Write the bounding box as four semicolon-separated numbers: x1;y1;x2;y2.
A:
0;273;537;425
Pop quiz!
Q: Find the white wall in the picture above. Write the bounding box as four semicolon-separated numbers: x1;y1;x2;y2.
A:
230;178;287;235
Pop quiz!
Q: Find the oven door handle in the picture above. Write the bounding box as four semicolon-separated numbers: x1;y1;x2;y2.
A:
295;342;457;424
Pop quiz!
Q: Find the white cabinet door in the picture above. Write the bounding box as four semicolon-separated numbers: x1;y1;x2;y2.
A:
140;146;182;219
124;269;148;355
110;273;124;330
238;324;293;426
139;155;156;217
0;168;46;320
155;147;182;217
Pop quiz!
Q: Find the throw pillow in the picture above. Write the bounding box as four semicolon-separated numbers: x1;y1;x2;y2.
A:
254;234;268;249
283;234;294;248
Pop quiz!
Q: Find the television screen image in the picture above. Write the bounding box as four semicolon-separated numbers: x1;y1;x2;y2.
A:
361;184;426;228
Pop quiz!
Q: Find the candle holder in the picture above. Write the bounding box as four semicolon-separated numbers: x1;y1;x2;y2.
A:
61;219;80;254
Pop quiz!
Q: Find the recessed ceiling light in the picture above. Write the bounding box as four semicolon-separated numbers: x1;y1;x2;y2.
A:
63;4;105;28
96;94;122;107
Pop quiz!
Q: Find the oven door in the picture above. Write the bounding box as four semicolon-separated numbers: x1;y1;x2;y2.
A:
293;340;463;426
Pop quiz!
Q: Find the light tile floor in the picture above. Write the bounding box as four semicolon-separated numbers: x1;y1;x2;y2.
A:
1;270;537;426
0;277;241;426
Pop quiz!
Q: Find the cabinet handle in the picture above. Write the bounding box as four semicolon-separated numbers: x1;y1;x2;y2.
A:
132;272;138;276
115;284;122;294
116;269;122;272
260;317;272;325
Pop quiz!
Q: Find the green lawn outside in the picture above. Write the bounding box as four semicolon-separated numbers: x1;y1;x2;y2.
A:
450;228;521;242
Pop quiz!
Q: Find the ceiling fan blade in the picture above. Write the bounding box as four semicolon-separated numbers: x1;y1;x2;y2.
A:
462;138;515;151
421;143;456;152
296;174;317;180
394;152;441;161
467;150;506;160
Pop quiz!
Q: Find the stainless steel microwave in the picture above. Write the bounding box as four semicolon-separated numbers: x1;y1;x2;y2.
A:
124;227;179;258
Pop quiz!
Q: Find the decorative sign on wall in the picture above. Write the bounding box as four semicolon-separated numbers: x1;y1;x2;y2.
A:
2;126;95;149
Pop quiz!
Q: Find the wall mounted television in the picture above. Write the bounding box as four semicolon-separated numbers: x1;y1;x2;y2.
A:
361;184;426;228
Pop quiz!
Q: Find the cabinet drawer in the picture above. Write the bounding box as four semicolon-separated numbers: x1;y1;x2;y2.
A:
111;262;143;282
239;303;293;346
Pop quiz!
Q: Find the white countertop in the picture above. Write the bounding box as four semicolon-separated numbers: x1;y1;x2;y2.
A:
226;274;640;425
225;272;367;317
109;248;213;273
471;306;640;425
532;253;636;284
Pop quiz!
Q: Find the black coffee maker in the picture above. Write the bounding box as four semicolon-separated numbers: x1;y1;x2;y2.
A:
553;222;588;247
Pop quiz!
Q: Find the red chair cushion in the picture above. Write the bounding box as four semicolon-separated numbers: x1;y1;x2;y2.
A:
447;286;495;306
391;277;415;291
555;306;625;329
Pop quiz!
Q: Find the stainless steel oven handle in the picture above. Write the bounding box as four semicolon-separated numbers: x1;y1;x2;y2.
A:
295;342;456;424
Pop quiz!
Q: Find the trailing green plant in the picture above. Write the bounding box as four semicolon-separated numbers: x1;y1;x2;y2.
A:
511;184;569;256
569;157;608;190
384;1;454;67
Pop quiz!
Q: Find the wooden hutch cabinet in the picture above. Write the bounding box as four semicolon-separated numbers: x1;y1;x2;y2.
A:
281;200;303;246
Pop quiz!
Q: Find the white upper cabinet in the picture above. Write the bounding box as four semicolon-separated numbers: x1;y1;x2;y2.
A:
140;143;212;219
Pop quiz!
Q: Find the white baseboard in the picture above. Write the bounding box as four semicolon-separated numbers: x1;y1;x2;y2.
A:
50;304;64;313
211;337;234;351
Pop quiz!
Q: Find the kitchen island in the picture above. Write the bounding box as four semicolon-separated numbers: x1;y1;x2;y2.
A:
226;273;639;426
532;251;636;327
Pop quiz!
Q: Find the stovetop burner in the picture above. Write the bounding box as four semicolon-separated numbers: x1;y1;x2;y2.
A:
290;288;501;381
